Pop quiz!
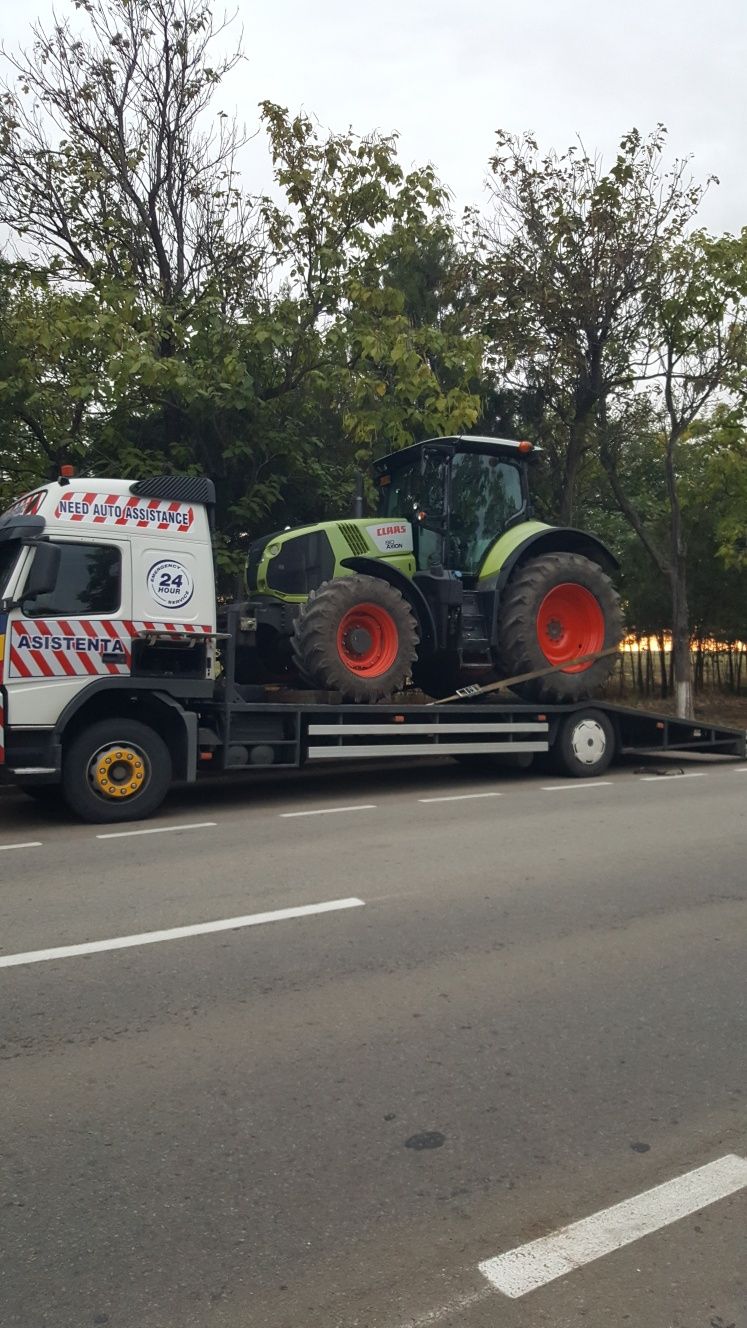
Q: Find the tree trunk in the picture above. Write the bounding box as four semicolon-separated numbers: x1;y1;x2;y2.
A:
664;428;693;720
670;558;693;718
558;420;585;525
657;633;668;698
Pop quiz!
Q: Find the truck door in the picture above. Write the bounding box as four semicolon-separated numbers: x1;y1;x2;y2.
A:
4;536;131;727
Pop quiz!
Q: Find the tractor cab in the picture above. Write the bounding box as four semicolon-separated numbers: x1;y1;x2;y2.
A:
374;436;535;584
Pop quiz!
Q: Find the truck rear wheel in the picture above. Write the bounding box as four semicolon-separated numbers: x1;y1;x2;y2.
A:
496;552;623;702
292;575;418;703
554;708;616;778
62;718;172;823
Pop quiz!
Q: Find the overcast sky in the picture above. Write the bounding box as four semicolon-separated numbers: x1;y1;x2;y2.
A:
3;0;746;232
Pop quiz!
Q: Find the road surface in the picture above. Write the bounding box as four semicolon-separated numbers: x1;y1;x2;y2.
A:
2;755;746;1327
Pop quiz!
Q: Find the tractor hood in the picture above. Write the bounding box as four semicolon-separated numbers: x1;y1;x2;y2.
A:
246;518;416;601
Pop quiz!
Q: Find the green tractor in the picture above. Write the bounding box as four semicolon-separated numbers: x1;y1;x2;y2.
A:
241;435;623;703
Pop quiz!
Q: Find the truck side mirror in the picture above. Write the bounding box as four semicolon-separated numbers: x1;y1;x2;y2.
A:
23;542;61;602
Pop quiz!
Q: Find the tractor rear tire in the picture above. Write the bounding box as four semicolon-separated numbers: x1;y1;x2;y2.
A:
496;553;623;703
291;575;418;703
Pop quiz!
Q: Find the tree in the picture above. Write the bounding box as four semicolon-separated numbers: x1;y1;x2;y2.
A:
0;0;255;308
0;0;482;563
475;126;707;523
600;232;747;715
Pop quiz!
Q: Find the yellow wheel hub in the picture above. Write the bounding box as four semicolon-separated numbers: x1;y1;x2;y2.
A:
90;746;147;800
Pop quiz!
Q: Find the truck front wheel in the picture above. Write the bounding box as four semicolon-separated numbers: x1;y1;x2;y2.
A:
62;718;172;823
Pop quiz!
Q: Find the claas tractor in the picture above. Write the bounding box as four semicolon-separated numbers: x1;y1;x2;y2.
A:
240;435;623;703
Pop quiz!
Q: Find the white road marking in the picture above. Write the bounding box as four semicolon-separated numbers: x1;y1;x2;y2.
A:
479;1153;747;1299
733;767;747;772
0;841;43;852
279;804;376;818
639;772;706;782
0;897;365;970
541;782;612;791
398;1288;491;1326
418;792;503;804
96;820;217;840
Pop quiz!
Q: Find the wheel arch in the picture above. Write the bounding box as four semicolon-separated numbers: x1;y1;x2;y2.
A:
485;527;619;596
54;682;197;782
338;556;436;653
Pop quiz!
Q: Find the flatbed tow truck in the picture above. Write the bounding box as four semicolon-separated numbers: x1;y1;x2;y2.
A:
0;472;743;822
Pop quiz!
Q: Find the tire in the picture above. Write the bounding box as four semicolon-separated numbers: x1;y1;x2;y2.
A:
554;708;616;778
291;575;419;703
496;552;623;703
61;718;172;823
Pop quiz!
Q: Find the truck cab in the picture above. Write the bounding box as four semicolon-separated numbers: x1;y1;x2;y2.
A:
0;474;217;813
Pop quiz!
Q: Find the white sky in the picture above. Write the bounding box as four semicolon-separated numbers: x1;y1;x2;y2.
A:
2;0;746;232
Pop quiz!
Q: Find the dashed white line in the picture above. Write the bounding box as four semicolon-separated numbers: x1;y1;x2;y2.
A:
279;804;376;818
639;772;706;782
96;821;217;840
418;792;503;804
479;1153;747;1299
0;897;365;970
733;767;747;772
0;841;43;852
541;782;612;791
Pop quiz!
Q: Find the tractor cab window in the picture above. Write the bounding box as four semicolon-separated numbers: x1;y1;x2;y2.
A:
448;453;524;577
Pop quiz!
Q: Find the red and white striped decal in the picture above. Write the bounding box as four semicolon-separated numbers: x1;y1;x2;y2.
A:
54;492;194;533
7;620;213;680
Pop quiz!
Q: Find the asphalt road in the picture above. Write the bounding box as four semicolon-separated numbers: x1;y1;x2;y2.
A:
1;755;746;1328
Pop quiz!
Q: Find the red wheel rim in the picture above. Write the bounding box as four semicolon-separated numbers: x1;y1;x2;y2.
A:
536;582;605;673
336;603;399;677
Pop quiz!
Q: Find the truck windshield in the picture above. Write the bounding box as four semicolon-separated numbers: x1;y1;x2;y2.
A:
0;539;21;599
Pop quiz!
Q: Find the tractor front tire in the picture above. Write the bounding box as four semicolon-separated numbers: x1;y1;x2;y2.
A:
291;575;418;703
496;553;623;703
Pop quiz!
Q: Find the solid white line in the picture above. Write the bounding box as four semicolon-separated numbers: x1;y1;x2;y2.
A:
0;897;365;970
279;804;376;818
541;782;612;791
0;841;43;852
639;772;706;782
479;1153;747;1299
96;820;217;840
418;792;503;804
733;767;747;772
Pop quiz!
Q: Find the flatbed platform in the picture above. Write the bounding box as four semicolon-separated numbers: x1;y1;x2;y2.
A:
204;693;746;779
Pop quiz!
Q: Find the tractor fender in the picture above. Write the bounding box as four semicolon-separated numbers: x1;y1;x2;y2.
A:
339;556;436;653
479;525;619;595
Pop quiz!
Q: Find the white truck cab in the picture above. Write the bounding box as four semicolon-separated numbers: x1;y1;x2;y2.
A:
0;473;217;817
